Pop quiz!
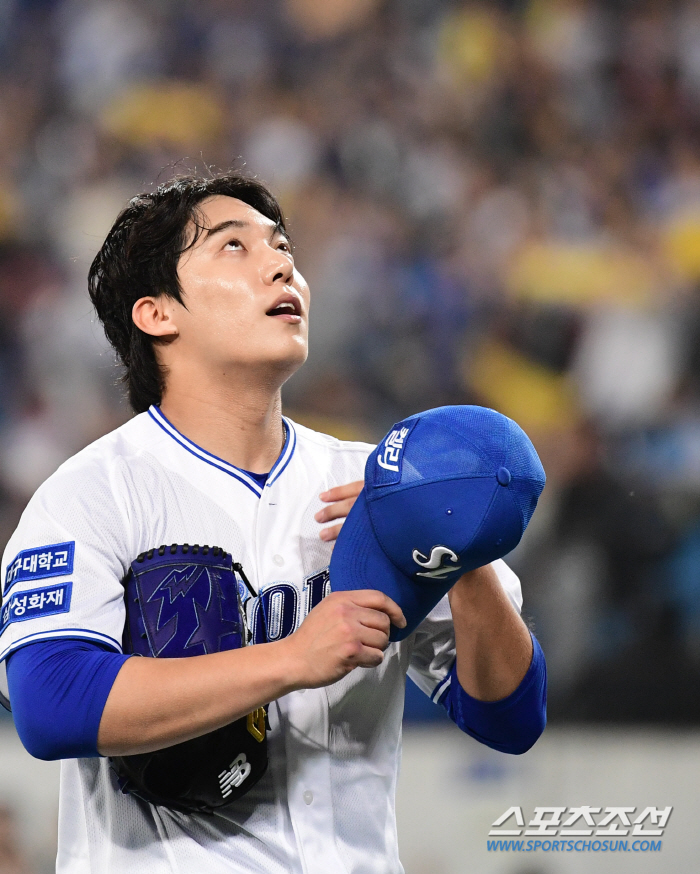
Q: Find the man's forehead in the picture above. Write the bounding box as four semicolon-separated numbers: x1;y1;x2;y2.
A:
196;195;275;231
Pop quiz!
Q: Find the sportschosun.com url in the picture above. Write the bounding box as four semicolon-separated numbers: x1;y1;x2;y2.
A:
487;838;662;853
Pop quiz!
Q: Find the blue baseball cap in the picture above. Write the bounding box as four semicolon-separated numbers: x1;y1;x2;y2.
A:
329;406;546;641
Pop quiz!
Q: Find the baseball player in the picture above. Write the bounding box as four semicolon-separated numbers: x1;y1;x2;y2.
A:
0;173;546;873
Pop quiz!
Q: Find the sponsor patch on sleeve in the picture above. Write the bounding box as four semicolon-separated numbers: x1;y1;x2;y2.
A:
0;583;72;633
4;542;75;593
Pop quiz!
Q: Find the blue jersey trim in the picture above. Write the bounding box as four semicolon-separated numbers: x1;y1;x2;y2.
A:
0;628;123;663
246;470;269;489
267;418;297;486
148;412;261;497
431;673;452;704
148;407;297;497
148;406;263;495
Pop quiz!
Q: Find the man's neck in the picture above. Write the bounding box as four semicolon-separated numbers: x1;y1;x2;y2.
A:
159;376;286;475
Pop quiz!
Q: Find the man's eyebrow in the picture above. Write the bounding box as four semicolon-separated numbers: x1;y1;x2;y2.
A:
205;219;248;238
204;218;291;245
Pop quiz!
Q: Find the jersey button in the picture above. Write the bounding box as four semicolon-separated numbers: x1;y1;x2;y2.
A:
273;554;284;567
303;790;313;805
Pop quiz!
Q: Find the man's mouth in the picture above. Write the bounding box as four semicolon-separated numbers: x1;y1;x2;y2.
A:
266;293;302;322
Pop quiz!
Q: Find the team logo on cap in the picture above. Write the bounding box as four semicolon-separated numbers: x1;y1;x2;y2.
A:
377;427;410;472
412;545;462;579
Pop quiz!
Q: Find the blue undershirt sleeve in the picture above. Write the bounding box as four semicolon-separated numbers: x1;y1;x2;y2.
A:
6;639;131;761
438;633;547;755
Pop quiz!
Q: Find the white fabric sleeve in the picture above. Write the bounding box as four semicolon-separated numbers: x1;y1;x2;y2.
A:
406;559;523;702
0;456;133;662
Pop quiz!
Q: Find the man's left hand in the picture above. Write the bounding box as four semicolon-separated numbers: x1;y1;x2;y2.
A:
315;481;363;542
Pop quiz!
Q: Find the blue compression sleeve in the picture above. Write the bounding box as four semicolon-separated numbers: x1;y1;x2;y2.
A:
6;639;131;760
438;633;547;754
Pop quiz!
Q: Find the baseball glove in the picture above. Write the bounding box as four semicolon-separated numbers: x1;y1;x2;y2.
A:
110;543;268;814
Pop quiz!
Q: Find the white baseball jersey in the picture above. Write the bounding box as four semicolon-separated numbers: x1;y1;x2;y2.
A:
0;406;522;874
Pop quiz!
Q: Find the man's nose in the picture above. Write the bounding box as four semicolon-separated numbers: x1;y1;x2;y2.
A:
263;250;294;285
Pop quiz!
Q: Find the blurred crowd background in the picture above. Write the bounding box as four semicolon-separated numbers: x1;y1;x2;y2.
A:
1;0;700;711
2;0;700;870
3;0;700;719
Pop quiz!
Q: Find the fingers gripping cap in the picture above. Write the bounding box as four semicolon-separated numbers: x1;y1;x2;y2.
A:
329;406;546;641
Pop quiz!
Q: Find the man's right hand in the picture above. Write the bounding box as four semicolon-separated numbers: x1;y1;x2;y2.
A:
282;590;406;689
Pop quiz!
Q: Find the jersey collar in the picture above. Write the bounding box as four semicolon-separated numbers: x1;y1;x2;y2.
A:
147;405;297;498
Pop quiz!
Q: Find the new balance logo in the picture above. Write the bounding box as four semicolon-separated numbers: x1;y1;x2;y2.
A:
377;427;410;472
218;753;252;798
412;545;461;579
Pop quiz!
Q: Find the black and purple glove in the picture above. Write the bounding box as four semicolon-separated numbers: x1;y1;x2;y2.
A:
110;543;267;814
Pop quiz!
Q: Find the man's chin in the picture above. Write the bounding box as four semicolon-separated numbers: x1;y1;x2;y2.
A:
263;344;309;379
201;337;308;382
277;351;308;378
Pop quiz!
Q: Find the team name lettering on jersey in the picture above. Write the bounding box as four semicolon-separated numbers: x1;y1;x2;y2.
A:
4;542;75;594
247;568;330;644
0;582;72;632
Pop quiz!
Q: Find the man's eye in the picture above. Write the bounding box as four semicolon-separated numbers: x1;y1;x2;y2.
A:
278;241;291;253
224;239;242;250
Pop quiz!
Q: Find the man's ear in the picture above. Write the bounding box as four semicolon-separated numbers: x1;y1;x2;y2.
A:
132;296;179;339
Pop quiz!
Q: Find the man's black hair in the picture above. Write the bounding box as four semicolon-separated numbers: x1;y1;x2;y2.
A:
88;172;287;413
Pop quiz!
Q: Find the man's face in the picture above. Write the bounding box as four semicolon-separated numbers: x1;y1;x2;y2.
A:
166;195;309;378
